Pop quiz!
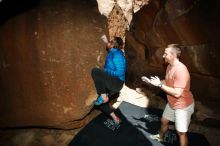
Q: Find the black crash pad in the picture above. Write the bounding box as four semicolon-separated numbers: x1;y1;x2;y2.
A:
68;102;210;146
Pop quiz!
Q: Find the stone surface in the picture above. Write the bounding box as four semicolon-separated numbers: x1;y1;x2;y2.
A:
97;0;150;40
0;0;220;145
125;0;220;120
0;108;220;146
0;0;106;129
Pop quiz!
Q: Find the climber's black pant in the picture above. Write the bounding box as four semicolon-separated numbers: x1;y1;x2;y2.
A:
91;67;124;114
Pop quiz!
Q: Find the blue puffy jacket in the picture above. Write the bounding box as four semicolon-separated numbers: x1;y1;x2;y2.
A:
104;48;126;81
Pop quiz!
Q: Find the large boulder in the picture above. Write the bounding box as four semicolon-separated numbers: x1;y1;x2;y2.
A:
0;0;107;129
125;0;220;119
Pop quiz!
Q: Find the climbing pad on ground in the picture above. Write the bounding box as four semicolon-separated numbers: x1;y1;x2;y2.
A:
68;102;210;146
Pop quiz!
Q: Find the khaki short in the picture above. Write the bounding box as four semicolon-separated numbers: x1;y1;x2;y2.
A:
162;103;194;132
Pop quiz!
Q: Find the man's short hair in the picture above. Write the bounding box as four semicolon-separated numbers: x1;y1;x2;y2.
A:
168;44;181;58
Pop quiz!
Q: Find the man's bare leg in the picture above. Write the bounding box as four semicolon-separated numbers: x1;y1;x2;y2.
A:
159;117;170;139
178;132;188;146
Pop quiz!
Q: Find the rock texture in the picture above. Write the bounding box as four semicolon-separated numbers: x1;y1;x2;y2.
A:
0;0;106;129
125;0;220;121
97;0;149;41
0;0;220;145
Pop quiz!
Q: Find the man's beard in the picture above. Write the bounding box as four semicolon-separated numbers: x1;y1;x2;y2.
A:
164;59;168;63
163;59;169;65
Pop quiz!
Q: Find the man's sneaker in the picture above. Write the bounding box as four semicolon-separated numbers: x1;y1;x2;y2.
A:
94;95;104;106
150;134;163;142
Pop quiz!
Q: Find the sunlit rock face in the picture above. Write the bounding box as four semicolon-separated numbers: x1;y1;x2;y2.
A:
125;0;220;119
0;0;106;129
97;0;149;40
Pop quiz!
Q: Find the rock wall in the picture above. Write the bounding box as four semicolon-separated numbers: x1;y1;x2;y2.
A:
0;0;106;129
125;0;220;119
1;0;220;129
97;0;150;41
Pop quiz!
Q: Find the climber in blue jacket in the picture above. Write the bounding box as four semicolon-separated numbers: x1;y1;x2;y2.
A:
91;36;126;125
